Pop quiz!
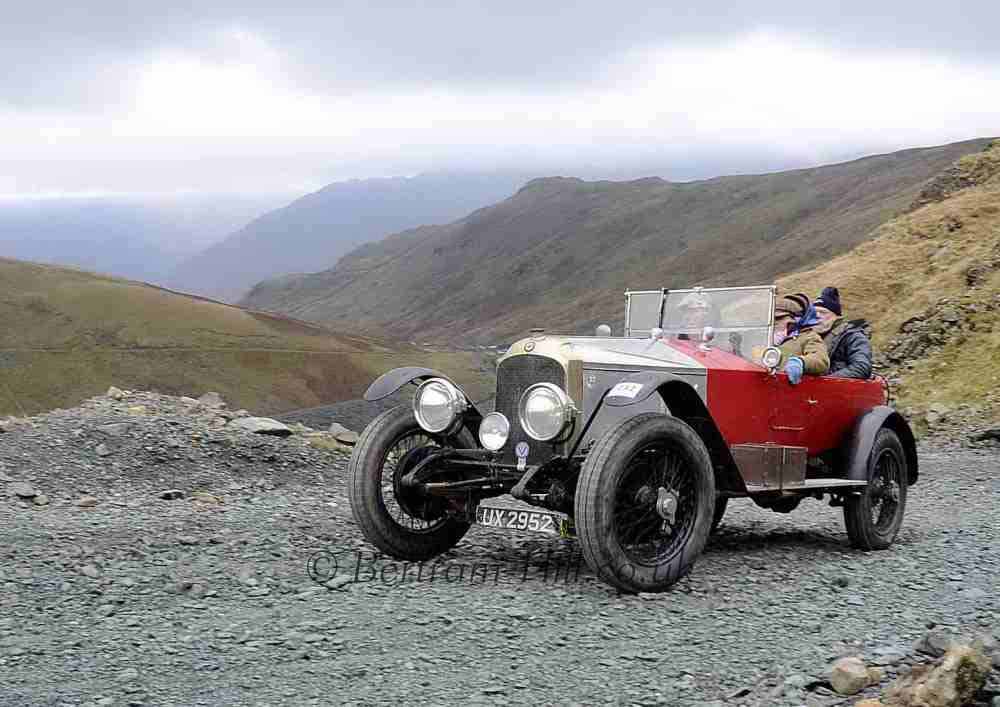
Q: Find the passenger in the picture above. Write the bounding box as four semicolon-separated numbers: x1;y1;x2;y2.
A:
813;287;874;379
773;293;830;384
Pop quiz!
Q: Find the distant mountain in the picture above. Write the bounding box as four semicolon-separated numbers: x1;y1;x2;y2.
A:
168;172;530;302
0;194;283;284
241;138;993;345
0;257;489;417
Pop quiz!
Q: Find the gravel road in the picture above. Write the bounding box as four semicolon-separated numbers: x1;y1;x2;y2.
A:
2;392;998;706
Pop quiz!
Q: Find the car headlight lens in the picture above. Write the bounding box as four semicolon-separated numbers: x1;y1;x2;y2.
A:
761;346;783;370
478;412;510;451
413;378;466;433
519;383;574;441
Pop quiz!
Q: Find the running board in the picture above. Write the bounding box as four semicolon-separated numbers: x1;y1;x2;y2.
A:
788;478;868;490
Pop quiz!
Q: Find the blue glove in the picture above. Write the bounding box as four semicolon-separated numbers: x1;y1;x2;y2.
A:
785;356;804;385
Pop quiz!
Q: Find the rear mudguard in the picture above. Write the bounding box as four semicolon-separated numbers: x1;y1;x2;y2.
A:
844;406;919;485
364;367;484;432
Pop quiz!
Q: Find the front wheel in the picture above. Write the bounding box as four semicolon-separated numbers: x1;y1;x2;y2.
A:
844;428;908;550
574;413;715;593
348;405;472;561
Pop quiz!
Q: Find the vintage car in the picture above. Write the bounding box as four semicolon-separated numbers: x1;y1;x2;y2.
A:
348;285;917;593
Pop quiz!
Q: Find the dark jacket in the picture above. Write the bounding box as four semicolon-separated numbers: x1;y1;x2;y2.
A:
823;319;873;379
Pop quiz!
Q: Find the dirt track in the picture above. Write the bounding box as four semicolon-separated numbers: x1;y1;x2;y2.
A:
1;395;998;706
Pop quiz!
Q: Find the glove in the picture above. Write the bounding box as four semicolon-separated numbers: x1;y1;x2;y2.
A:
785;356;804;385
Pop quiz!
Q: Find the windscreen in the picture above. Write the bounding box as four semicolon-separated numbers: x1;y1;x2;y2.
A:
624;291;663;336
661;286;775;361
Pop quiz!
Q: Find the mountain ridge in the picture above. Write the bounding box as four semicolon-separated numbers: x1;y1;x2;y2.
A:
242;137;994;344
168;172;530;302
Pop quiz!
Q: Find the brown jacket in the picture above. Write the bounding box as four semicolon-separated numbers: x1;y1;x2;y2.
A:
778;328;830;375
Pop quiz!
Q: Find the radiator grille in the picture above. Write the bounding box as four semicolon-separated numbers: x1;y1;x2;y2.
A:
495;354;566;464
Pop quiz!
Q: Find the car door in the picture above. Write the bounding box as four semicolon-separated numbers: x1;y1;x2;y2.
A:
768;372;821;449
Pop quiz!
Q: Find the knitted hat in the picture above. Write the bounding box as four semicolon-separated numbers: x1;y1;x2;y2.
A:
775;293;811;318
814;286;843;316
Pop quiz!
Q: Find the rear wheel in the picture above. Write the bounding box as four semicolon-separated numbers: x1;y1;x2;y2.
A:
844;428;908;550
348;405;472;561
575;413;715;593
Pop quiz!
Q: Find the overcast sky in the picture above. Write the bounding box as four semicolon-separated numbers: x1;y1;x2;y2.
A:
2;1;998;197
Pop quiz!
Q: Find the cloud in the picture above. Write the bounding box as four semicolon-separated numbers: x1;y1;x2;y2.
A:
1;3;998;195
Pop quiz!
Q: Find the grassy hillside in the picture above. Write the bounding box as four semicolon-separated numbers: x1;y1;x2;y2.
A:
0;258;490;417
242;138;993;344
779;142;1000;428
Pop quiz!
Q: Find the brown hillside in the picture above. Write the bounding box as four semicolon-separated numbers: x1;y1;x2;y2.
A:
0;258;489;416
779;142;1000;429
242;138;993;344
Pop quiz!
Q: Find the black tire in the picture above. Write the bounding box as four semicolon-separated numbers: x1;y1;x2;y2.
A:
348;405;472;561
844;428;908;550
575;413;715;593
710;497;728;534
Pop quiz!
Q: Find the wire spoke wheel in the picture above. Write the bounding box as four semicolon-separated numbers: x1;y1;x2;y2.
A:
869;449;902;533
380;430;447;533
348;406;472;561
612;443;697;566
844;427;909;551
575;413;715;593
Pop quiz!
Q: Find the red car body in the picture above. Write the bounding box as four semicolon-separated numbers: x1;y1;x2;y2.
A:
666;338;886;456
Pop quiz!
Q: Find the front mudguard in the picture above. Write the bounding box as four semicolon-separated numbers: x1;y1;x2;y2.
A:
844;406;919;485
590;370;747;496
364;366;484;435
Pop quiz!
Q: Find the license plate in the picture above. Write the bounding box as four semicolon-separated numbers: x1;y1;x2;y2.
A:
476;505;562;535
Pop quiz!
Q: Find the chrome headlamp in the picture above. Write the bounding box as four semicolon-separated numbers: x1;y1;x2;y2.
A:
478;412;510;451
761;346;783;371
413;378;467;433
518;383;575;441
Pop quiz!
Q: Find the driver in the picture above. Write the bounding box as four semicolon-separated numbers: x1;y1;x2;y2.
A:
773;293;830;384
675;291;712;339
675;290;742;354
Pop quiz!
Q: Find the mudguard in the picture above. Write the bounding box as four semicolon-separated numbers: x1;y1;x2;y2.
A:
599;371;745;495
604;370;691;407
364;367;484;419
844;406;919;485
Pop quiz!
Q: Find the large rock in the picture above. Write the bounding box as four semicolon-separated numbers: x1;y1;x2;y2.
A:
229;417;292;437
971;427;1000;442
329;421;360;445
7;481;37;499
190;491;221;505
915;629;958;658
884;645;991;706
308;435;350;452
974;633;1000;668
334;429;360;445
98;422;130;437
106;386;125;400
328;422;352;436
830;656;882;695
198;391;226;409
